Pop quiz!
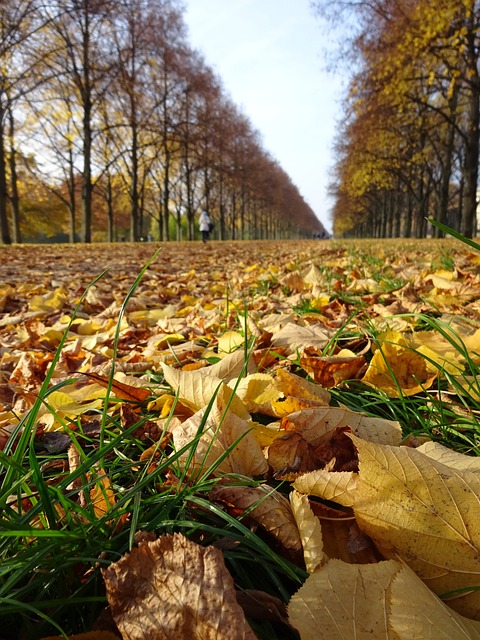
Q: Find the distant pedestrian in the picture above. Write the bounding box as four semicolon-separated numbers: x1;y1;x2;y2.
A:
199;210;211;243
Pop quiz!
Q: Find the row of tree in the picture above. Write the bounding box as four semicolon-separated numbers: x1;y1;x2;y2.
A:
0;0;326;244
315;0;480;239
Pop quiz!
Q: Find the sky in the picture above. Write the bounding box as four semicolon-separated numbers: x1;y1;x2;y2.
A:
183;0;346;233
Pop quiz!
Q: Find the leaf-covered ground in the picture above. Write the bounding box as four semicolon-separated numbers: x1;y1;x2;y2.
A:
1;239;480;639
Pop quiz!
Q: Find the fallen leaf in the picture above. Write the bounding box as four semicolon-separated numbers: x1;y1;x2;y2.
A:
284;406;402;446
270;322;334;354
90;469;116;520
288;559;480;639
294;434;480;619
300;354;366;387
102;533;256;639
361;330;437;397
170;404;268;477
267;432;319;475
217;330;244;354
210;484;302;555
161;362;250;419
417;441;480;472
289;490;324;573
200;349;255;381
41;632;120;640
82;372;151;403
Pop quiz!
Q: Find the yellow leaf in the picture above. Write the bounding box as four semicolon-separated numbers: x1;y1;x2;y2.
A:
127;306;178;326
232;373;278;412
270;396;329;418
28;288;66;313
38;391;103;432
250;421;285;447
294;435;480;619
90;471;116;520
417;441;480;473
152;333;186;348
74;318;106;335
288;559;480;639
217;330;244;353
362;331;437;397
275;368;330;403
160;363;249;419
464;329;480;364
289;490;324;573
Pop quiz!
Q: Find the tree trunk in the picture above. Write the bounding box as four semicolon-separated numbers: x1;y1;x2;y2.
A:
461;20;480;239
0;106;11;245
8;104;20;243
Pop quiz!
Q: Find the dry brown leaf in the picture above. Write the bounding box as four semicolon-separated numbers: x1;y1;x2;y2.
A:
309;500;381;564
82;372;151;402
210;484;302;554
294;434;480;619
41;633;120;640
102;533;256;640
288;559;480;640
267;432;319;475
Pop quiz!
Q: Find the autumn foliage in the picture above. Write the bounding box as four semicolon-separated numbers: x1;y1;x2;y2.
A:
315;0;480;240
2;238;480;639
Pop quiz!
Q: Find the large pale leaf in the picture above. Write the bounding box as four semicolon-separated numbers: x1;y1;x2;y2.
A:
294;435;480;619
417;440;480;473
270;322;334;353
200;349;255;381
160;362;249;419
170;403;267;477
102;533;256;640
285;406;402;446
288;558;480;639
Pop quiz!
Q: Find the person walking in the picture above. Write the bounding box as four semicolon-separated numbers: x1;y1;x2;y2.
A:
199;210;211;243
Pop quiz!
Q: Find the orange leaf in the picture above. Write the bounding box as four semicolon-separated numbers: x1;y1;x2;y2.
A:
300;354;366;387
82;372;150;402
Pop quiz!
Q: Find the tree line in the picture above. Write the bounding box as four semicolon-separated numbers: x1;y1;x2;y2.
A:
0;0;326;244
315;0;480;239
